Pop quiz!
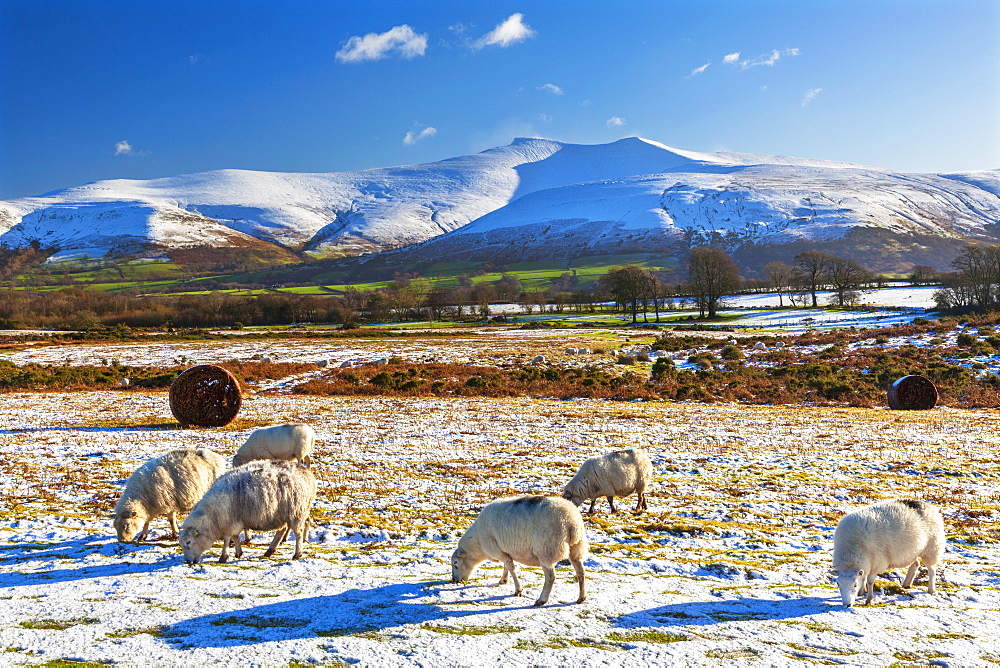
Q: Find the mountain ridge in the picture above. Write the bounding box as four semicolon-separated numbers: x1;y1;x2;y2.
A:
1;137;998;271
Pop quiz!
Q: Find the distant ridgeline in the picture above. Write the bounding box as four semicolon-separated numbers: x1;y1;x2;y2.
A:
1;137;998;275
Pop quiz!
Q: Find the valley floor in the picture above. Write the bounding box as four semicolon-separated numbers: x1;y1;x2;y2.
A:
0;385;998;666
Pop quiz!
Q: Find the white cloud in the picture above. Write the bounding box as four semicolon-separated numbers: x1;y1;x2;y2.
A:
688;62;710;77
474;13;536;49
723;47;799;70
606;116;626;128
537;83;563;95
403;127;437;146
114;140;133;156
801;87;823;107
538;113;552;122
336;25;428;63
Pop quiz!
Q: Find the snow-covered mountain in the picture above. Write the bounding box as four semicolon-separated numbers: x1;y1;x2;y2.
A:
1;137;998;269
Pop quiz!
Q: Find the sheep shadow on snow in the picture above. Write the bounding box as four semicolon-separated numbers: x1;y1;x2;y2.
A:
0;536;175;587
613;596;838;629
159;582;555;648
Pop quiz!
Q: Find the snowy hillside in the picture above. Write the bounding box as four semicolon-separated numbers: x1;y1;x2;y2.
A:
1;137;998;265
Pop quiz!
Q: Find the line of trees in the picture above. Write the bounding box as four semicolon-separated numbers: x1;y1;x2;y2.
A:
0;245;897;330
932;245;1000;311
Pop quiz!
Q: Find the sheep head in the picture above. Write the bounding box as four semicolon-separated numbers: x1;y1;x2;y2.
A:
113;508;145;543
179;526;213;565
836;569;864;607
561;489;585;507
450;548;479;583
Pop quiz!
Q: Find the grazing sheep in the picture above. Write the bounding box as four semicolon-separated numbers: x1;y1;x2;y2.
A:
339;360;353;368
562;448;652;514
451;495;587;607
565;348;578;355
232;423;315;468
179;460;316;564
832;499;945;607
113;448;227;543
753;341;766;350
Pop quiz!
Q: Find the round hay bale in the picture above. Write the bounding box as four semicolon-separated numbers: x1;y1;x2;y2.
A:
169;364;242;427
887;375;938;410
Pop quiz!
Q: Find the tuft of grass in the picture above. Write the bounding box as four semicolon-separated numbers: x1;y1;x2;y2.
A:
513;637;622;652
20;618;99;631
209;615;303;629
105;626;166;639
608;629;689;643
421;623;521;636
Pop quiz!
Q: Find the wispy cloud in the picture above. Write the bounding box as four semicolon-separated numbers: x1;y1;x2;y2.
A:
474;13;535;49
336;25;428;63
724;47;799;70
687;62;710;77
403;127;437;146
114;140;134;156
537;83;563;95
801;87;823;107
606;116;626;128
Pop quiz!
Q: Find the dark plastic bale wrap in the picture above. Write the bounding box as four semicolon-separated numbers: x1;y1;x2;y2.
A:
169;364;242;427
887;374;938;410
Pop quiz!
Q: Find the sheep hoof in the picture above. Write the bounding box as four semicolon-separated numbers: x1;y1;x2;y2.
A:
532;599;547;607
218;554;229;563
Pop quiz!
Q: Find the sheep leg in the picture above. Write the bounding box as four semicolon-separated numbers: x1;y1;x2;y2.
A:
534;565;556;607
502;556;522;597
137;520;150;542
902;562;919;589
167;512;179;540
607;496;617;513
497;563;509;586
863;573;876;605
587;498;596;515
926;564;936;594
219;535;232;563
571;554;587;604
634;491;647;512
291;523;304;560
263;527;285;558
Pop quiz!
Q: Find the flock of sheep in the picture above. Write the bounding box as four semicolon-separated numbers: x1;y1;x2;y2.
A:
111;425;944;609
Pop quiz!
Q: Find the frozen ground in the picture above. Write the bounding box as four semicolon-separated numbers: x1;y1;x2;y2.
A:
0;335;998;666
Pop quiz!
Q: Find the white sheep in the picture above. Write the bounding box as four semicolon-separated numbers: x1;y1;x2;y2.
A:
179;459;316;564
232;423;315;468
113;448;227;543
832;498;945;607
562;448;652;514
451;495;587;607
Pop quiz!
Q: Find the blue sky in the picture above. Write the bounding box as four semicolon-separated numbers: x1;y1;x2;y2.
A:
1;0;998;199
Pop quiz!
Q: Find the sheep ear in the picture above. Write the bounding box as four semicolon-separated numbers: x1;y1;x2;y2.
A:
127;511;138;518
455;549;466;558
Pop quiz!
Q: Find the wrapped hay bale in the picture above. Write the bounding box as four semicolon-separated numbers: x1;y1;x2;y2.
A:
887;375;938;410
169;365;242;427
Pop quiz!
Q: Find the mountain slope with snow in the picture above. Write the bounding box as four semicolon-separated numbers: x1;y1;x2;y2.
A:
1;137;997;269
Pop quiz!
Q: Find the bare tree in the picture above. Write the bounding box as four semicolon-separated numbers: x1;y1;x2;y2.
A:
793;250;835;307
602;265;651;323
687;246;741;318
825;256;872;307
763;260;795;307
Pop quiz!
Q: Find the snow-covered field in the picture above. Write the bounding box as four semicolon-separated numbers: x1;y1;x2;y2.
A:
1;335;998;666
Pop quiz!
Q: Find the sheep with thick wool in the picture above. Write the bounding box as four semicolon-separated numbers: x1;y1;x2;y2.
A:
232;423;315;468
113;448;227;543
451;495;587;607
832;498;945;607
562;448;652;514
179;459;316;564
